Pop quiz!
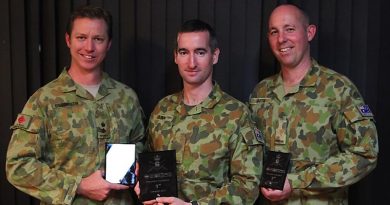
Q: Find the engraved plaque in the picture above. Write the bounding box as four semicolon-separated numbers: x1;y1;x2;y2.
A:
260;151;291;190
139;150;177;201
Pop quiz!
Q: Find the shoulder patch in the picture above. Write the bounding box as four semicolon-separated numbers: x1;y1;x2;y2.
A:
254;128;265;144
11;114;33;130
358;105;374;117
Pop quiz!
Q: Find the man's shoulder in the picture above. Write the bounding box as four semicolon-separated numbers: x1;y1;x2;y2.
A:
104;76;139;97
30;74;67;98
315;64;356;88
155;92;181;106
250;74;278;96
219;90;248;109
257;74;278;87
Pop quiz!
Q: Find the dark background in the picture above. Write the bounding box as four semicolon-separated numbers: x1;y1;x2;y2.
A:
1;0;388;204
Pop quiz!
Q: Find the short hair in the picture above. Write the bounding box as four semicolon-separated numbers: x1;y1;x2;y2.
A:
175;19;218;52
279;3;311;26
66;5;113;40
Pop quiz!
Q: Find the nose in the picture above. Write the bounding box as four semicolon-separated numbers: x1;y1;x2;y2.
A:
188;53;197;69
277;32;287;43
85;38;95;52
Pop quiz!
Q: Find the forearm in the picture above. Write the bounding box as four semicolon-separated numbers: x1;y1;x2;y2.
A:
6;130;81;204
6;149;81;204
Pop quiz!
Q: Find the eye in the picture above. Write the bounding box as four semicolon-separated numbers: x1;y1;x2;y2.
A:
269;29;278;36
196;50;206;56
286;27;295;33
94;37;105;43
178;50;188;56
76;36;86;41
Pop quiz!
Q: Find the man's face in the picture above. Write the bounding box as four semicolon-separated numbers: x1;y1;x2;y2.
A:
267;5;315;69
65;18;111;72
174;31;219;87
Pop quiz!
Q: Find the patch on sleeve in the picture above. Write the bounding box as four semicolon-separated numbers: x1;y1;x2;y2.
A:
358;105;374;117
254;128;265;144
11;114;33;130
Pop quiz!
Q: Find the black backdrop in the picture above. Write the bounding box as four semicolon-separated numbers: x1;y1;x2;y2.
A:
1;0;389;204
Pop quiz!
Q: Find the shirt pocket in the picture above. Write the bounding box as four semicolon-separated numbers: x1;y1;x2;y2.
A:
249;97;274;142
290;104;336;162
149;114;175;150
48;103;91;147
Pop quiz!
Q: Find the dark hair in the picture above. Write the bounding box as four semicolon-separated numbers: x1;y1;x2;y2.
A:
66;5;113;40
175;19;218;52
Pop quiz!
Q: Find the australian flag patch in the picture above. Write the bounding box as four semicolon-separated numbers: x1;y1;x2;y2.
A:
358;105;374;117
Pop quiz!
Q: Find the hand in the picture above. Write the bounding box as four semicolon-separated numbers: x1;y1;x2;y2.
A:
134;181;140;197
76;170;129;201
261;177;292;202
134;162;157;205
155;197;191;205
134;162;141;198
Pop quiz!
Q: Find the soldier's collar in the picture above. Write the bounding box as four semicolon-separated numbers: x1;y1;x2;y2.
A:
175;82;222;114
57;68;115;94
299;59;320;87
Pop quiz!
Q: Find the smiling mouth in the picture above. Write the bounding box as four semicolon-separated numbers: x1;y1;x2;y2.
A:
279;47;291;53
81;54;95;60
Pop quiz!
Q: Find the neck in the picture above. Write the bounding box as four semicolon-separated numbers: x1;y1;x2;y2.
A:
281;58;311;86
182;81;213;106
68;66;102;85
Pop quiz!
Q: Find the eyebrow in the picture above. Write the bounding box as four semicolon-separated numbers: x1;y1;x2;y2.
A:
177;48;208;52
269;24;296;31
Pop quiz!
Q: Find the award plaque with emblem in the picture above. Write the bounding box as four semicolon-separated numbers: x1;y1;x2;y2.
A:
260;151;291;190
139;150;178;201
105;143;137;187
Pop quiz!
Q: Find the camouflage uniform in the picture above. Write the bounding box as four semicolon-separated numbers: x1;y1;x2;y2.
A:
147;83;263;205
6;69;145;205
249;59;378;205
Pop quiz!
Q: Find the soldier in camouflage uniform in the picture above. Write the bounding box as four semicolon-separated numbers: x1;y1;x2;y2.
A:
249;4;378;205
6;6;145;205
143;20;263;205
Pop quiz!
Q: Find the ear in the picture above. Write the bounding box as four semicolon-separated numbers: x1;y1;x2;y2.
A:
212;48;220;65
307;24;317;42
65;33;71;48
107;40;112;51
173;49;178;64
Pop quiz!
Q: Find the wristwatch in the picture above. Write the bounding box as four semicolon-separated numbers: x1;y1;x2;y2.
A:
190;201;198;205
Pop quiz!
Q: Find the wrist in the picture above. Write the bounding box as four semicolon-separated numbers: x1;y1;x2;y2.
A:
190;201;198;205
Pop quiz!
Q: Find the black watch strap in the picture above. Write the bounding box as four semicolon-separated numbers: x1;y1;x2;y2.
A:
190;201;198;205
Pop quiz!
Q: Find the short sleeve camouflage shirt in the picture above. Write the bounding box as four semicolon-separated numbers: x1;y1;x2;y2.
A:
147;83;263;205
249;59;378;205
6;69;145;205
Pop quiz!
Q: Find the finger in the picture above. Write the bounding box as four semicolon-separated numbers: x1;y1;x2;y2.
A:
134;181;140;196
136;161;139;175
156;197;175;203
109;183;130;190
142;199;157;205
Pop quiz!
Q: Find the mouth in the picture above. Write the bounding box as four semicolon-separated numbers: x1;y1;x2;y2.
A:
80;53;96;60
279;47;292;54
185;69;199;76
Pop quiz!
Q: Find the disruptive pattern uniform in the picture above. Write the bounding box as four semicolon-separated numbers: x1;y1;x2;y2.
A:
147;83;263;205
249;59;378;205
6;69;145;205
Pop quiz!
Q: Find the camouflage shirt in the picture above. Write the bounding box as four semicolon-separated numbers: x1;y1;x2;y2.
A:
6;69;145;205
249;59;378;205
147;83;263;205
